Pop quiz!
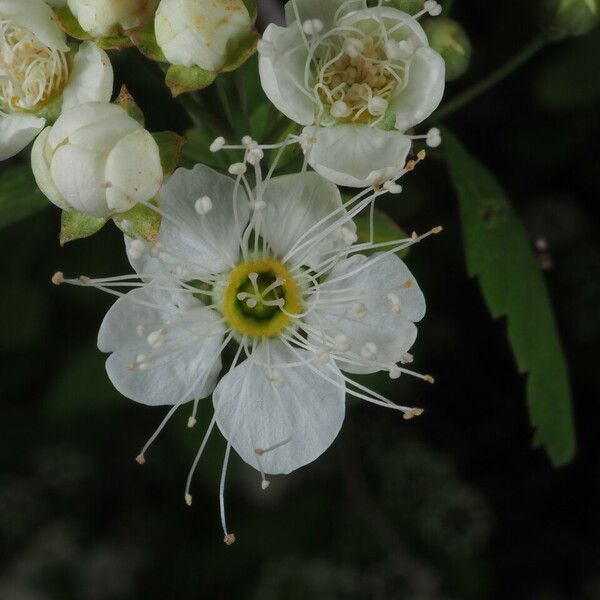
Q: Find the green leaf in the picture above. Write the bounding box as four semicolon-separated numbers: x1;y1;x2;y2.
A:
221;30;260;73
113;202;161;243
355;207;410;258
0;165;48;229
165;64;217;97
250;103;272;143
152;131;186;176
127;19;167;62
442;129;576;466
114;85;145;125
59;210;107;246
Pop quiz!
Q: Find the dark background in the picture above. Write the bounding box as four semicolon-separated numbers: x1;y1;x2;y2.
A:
1;1;600;598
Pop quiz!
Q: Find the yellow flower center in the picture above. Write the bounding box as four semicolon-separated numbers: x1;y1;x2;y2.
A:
221;259;302;338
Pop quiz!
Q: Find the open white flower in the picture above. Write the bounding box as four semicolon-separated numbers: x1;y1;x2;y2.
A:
155;0;252;71
258;0;445;186
0;0;113;161
67;0;159;38
54;138;439;543
31;102;163;217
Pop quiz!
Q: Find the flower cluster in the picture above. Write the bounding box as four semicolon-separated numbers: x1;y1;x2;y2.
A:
9;0;447;544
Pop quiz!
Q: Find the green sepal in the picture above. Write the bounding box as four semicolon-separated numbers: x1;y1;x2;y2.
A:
127;19;167;62
52;6;132;48
152;131;186;176
115;85;145;125
355;207;410;258
35;93;64;124
165;64;217;97
59;210;107;246
221;29;260;73
113;202;161;243
52;7;92;40
241;0;258;23
378;106;398;131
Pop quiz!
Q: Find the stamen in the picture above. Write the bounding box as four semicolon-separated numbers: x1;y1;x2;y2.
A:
195;196;213;215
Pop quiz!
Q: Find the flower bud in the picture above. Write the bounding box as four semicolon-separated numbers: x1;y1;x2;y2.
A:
540;0;599;40
31;102;163;218
155;0;252;72
67;0;159;38
422;17;472;81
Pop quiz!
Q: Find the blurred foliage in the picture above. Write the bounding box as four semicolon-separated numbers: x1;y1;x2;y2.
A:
1;1;600;599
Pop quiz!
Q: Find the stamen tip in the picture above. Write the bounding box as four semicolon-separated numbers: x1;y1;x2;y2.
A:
432;225;443;234
135;454;146;465
185;493;193;506
187;416;197;428
254;447;265;456
261;479;270;490
423;375;435;384
51;271;64;285
223;533;236;546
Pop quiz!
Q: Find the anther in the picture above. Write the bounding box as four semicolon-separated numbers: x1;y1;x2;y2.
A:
361;342;378;359
423;375;435;384
344;37;364;58
78;275;91;284
426;127;442;148
261;479;270;490
229;162;247;176
185;493;193;506
51;271;64;285
210;137;225;152
341;226;357;245
250;199;266;211
147;330;164;348
187;416;197;428
411;231;420;241
135;454;146;465
432;225;443;234
370;97;388;116
129;239;146;260
389;366;401;379
247;147;264;165
417;150;426;160
331;100;350;118
316;347;331;363
424;1;442;16
223;533;236;545
383;180;402;194
195;195;212;215
302;18;323;35
403;407;425;420
242;135;253;147
334;333;351;352
270;368;285;388
400;352;413;364
246;298;258;308
405;159;416;171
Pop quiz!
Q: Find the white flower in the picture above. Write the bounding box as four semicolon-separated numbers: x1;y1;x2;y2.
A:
31;102;163;217
155;0;252;71
258;0;445;187
0;0;113;160
55;140;439;542
67;0;159;38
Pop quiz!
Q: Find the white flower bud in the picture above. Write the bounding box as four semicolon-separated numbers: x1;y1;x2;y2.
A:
67;0;158;38
31;102;163;218
155;0;252;72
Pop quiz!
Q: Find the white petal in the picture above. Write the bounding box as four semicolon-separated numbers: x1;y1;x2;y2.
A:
99;283;225;406
284;0;366;28
62;41;114;111
104;129;163;213
50;143;108;216
157;164;249;276
31;127;71;210
392;47;445;132
67;111;140;154
124;236;163;279
213;341;345;475
259;23;315;126
309;253;425;374
0;113;45;161
48;102;126;149
261;171;355;269
305;124;412;188
0;0;69;51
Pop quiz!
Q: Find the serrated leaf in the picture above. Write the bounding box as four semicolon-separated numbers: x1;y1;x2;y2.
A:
0;165;48;229
59;210;107;245
113;202;161;243
115;85;145;125
152;131;186;176
355;207;410;258
127;19;167;62
442;129;576;467
221;30;260;73
165;64;217;97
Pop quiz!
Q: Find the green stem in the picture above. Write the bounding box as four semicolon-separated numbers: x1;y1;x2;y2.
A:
215;77;235;130
435;36;545;121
